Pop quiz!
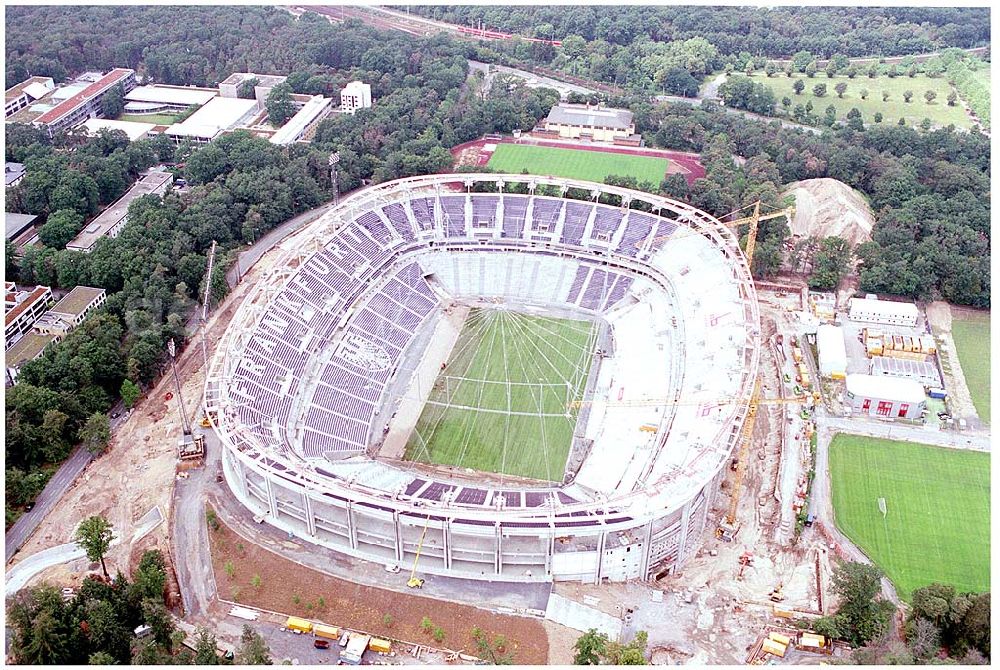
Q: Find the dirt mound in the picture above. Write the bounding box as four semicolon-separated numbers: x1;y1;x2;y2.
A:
783;178;875;245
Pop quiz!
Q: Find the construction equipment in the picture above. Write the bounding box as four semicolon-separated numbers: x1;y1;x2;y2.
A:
769;583;786;602
199;415;211;428
406;514;430;588
737;552;753;579
636;200;794;268
717;380;762;542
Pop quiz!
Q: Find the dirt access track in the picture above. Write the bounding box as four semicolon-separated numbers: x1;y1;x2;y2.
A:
451;136;706;185
207;514;549;664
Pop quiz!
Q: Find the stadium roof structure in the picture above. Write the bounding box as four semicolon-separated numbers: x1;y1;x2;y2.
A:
125;84;217;107
205;173;760;584
545;102;633;129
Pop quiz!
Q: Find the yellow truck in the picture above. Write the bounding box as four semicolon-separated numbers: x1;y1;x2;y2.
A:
285;617;313;634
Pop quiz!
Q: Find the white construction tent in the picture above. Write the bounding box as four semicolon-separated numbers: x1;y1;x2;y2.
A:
816;324;847;379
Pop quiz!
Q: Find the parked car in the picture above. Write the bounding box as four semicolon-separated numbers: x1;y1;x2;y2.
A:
314;639;331;650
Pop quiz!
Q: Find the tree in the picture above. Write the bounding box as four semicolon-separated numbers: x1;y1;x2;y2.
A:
907;64;918;78
660;67;700;97
947;90;958;106
235;624;272;665
237;77;259;100
101;85;125;120
834;82;848;98
573;629;607;665
846;64;859;79
882;91;890;102
75;514;115;578
805;61;817;78
604;631;649;665
792;79;805;95
765;62;777;77
924;90;937;104
744;61;753;77
38;209;84;249
80;412;111;456
903;90;914;102
133;549;166;601
823;104;837;127
859;88;869;100
873;111;883;123
888;64;899;78
119;379;140;409
471;627;515;665
88;651;117;665
812;83;827;97
781;96;791;109
266;83;295;126
825;62;838;78
867;63;879;78
828;560;895;647
195;627;221;664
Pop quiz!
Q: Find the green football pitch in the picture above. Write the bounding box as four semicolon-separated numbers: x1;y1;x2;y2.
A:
829;434;990;600
950;312;990;424
486;143;669;184
404;308;598;481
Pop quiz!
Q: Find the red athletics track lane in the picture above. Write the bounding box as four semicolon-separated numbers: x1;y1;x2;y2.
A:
449;136;706;185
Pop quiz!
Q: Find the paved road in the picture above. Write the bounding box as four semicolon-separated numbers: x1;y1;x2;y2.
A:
818;415;990;452
6;401;131;563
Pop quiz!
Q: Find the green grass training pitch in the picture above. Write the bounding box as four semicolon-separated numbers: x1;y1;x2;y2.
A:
829;434;990;600
950;312;990;423
119;113;182;125
487;144;669;185
404;309;598;481
760;73;972;129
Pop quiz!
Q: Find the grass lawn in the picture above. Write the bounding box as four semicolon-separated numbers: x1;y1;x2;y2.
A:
951;312;990;423
761;73;971;129
404;309;597;481
487;143;669;185
829;434;990;600
119;113;180;125
970;64;991;94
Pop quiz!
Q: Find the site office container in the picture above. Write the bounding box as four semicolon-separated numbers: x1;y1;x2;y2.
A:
761;639;787;657
368;638;392;654
768;632;792;646
285;616;313;634
799;632;827;648
314;624;340;640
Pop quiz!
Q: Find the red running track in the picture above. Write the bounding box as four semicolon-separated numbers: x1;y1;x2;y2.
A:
449;136;705;185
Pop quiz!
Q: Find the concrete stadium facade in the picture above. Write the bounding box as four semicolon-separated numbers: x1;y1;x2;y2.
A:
204;173;760;584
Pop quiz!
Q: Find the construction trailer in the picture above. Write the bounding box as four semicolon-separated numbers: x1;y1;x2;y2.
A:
368;638;392;654
313;624;340;640
284;616;313;634
845;374;926;419
816;324;847;379
848;296;919;327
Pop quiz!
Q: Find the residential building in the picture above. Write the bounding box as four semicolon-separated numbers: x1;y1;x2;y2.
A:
539;102;639;144
845;374;926;419
81;118;157;141
6;332;58;386
218;72;287;104
164;97;258;145
33;68;136;137
269;95;333;145
4;284;52;347
5;76;55;118
33;286;107;337
66;169;173;253
816;324;847;379
340;81;372;114
5;162;26;188
124;84;217;115
847;296;919;327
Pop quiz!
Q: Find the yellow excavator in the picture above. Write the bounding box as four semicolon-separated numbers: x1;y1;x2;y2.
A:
406;514;431;588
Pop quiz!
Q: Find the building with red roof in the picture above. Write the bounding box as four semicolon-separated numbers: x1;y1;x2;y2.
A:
33;68;136;137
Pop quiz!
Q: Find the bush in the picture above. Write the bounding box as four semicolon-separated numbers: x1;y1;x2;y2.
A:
420;617;433;633
432;627;445;643
206;509;220;531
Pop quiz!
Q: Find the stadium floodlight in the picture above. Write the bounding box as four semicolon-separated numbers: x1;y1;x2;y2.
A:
329;151;341;205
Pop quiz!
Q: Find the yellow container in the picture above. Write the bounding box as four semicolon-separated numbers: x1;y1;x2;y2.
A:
369;638;392;654
314;624;340;640
761;639;787;657
772;606;794;619
768;632;792;646
800;632;826;648
285;616;313;633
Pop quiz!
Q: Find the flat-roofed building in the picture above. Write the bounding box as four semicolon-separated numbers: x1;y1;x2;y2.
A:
340;81;371;114
270;95;333;145
123;84;217;115
32;68;136;137
845;373;926;419
869;356;942;388
6;331;58;386
6;212;39;251
164;97;258;144
848;295;919;327
5;76;55;118
218;72;287;104
66;169;173;253
33;286;106;337
82;118;156;142
540;102;638;144
5;285;52;347
5;163;26;188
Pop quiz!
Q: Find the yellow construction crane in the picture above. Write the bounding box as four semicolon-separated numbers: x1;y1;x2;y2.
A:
717;380;762;542
637;200;795;269
406;514;431;588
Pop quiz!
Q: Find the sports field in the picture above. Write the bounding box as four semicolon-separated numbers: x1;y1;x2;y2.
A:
829;434;990;600
950;312;990;423
760;73;972;129
404;308;598;481
487;144;669;184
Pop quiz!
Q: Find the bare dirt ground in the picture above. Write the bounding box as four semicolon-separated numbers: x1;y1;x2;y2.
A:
783;178;875;245
206;515;549;664
925;301;979;421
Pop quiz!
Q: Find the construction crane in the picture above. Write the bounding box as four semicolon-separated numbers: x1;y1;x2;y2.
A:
636;200;795;268
406;514;431;588
717;380;762;542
